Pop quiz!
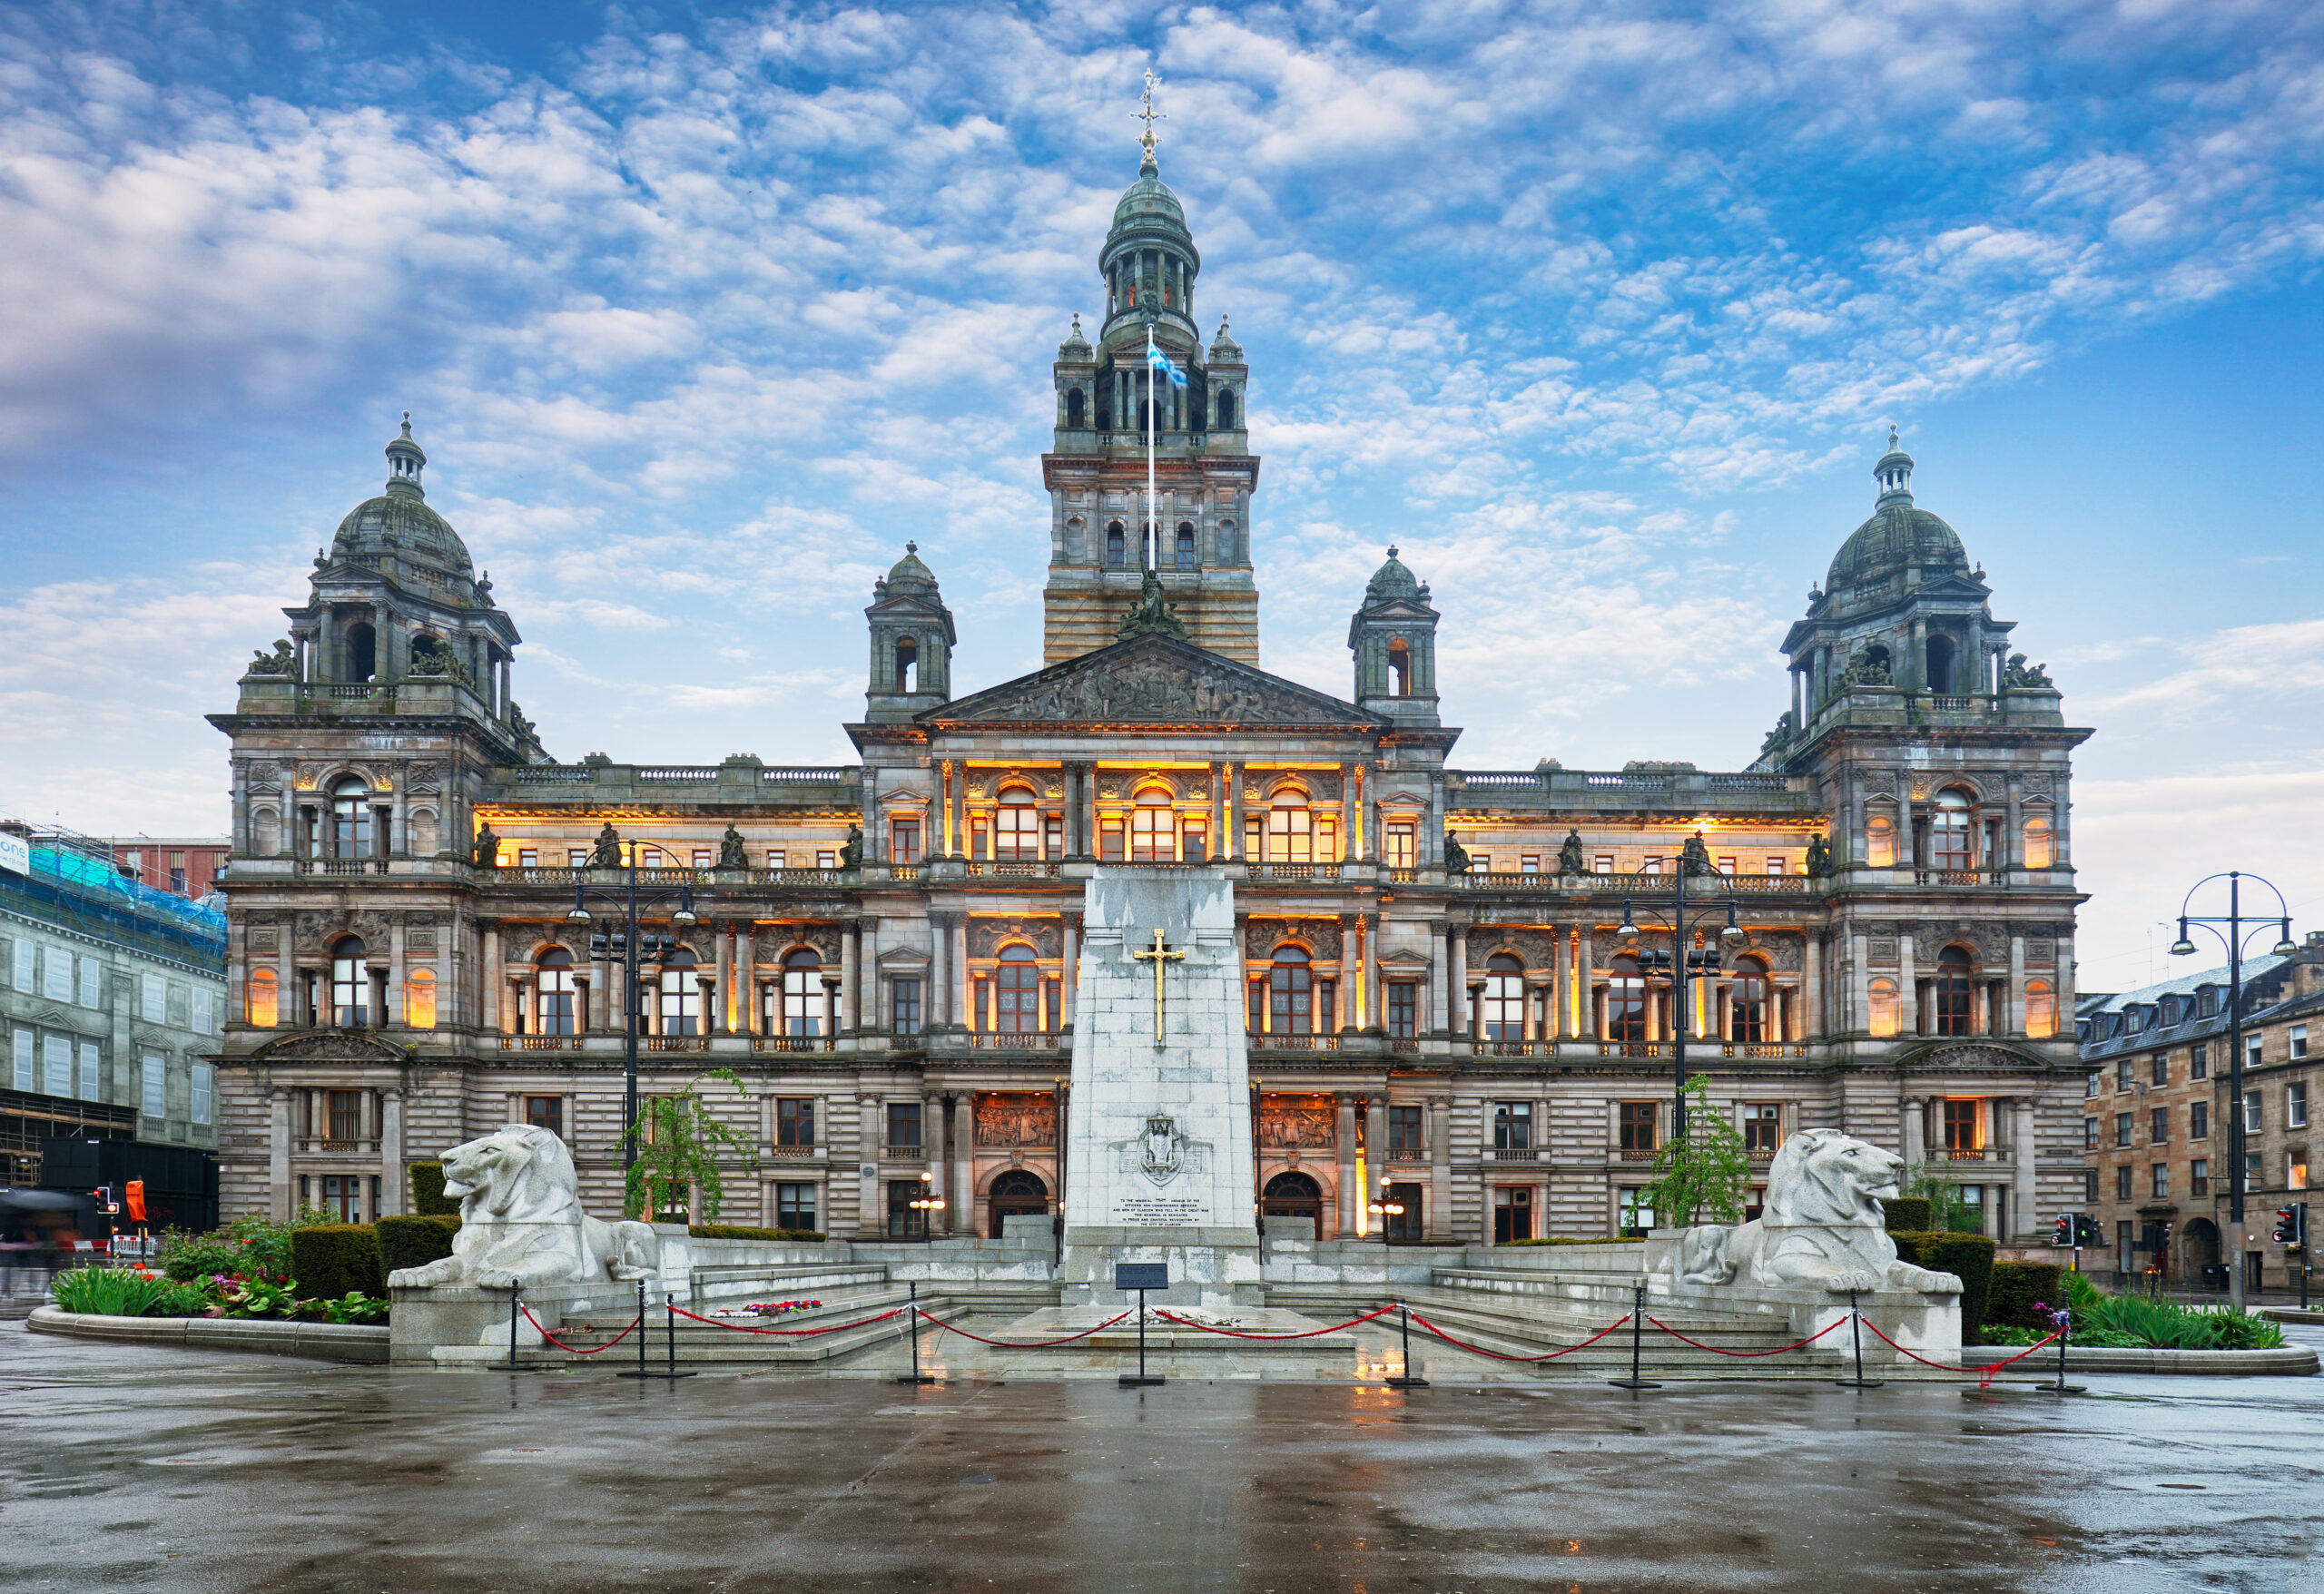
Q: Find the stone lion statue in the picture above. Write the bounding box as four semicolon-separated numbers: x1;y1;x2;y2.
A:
1672;1129;1961;1295
388;1125;659;1291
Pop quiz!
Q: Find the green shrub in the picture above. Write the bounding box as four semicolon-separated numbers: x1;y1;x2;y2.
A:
290;1225;384;1301
1889;1230;1997;1341
158;1234;247;1284
409;1163;458;1215
312;1292;388;1324
687;1224;825;1243
149;1280;215;1316
52;1268;172;1316
1985;1260;2063;1332
1880;1197;1932;1233
377;1214;461;1277
2074;1294;2287;1350
215;1207;335;1277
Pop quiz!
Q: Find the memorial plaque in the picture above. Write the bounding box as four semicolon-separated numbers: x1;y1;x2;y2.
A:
1114;1262;1169;1292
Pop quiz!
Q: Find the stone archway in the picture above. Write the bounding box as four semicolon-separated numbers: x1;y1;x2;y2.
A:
988;1168;1049;1239
1263;1171;1324;1241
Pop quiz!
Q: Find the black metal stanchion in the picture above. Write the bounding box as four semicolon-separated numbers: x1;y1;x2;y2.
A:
2034;1322;2085;1394
495;1285;525;1371
1119;1285;1164;1388
1385;1304;1429;1389
1608;1281;1659;1390
617;1278;649;1378
620;1283;694;1379
1834;1290;1882;1389
896;1279;935;1385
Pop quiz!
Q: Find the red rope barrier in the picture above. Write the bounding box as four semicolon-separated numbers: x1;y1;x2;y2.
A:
1859;1316;2063;1378
1645;1315;1846;1357
669;1304;907;1337
911;1308;1133;1348
1151;1304;1399;1340
1405;1309;1634;1363
521;1305;643;1354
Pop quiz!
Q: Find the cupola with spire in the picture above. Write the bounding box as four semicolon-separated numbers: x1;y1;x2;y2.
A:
1347;546;1442;723
863;542;957;721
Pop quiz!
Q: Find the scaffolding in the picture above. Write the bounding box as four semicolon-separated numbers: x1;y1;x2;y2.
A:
0;811;226;957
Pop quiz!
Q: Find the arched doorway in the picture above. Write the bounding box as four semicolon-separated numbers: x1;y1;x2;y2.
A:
2183;1216;2222;1292
989;1169;1049;1238
1263;1171;1324;1241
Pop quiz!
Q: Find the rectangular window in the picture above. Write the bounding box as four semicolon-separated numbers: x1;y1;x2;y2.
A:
2084;1169;2100;1204
1763;856;1784;876
76;1042;98;1102
327;1090;364;1143
191;1064;213;1125
2152;1164;2169;1199
1521;854;1540;875
692;849;712;870
777;1097;815;1146
141;972;165;1023
2152;1106;2169;1143
1469;852;1490;874
765;850;785;869
2116;1165;2133;1201
1742;1103;1781;1154
1387;1103;1424;1153
816;850;837;870
2292;1159;2310;1191
2290;1024;2310;1060
2117;1058;2133;1090
78;959;100;1009
2191;1158;2210;1198
190;988;212;1034
12;940;33;992
2152;1053;2168;1086
2083;1117;2098;1150
320;1174;363;1224
1384;822;1416;870
518;848;538;868
2245;1091;2264;1134
1943;1099;1979;1151
1098;819;1124;861
44;950;72;1003
887;1178;926;1239
1492;1186;1533;1243
1619;1188;1655;1235
569;849;588;867
2116;1221;2132;1274
886;1100;921;1149
1717;856;1737;875
1492;1101;1531;1151
1619;1101;1658;1153
2115;1113;2132;1148
1386;982;1417;1038
13;1028;33;1091
2085;1072;2101;1097
524;1097;564;1138
891;979;921;1037
141;1054;165;1117
776;1183;817;1232
2191;1100;2209;1140
1182;819;1208;863
2191;1044;2208;1079
2249;1149;2263;1183
889;820;921;864
1247;978;1265;1033
1594;855;1615;874
2247;1036;2265;1068
2291;1082;2309;1129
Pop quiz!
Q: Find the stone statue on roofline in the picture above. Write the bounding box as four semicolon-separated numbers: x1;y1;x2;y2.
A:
1558;830;1587;875
1443;832;1471;875
1806;833;1833;877
1680;830;1713;876
246;638;296;676
471;822;500;870
840;824;863;869
718;823;748;870
1758;709;1795;759
589;822;624;869
2002;653;2053;689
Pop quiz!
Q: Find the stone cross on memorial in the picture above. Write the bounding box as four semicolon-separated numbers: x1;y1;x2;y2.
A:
1130;927;1184;1047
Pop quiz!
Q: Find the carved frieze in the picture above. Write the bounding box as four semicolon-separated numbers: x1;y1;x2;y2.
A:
974;1092;1058;1147
969;917;1063;959
405;761;441;794
932;635;1368;726
1245;919;1342;959
1468;930;1561;971
1257;1100;1336;1149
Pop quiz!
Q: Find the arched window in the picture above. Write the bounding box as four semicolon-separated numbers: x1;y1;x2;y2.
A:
247;968;279;1028
331;776;372;860
781;949;823;1038
1263;1170;1324;1239
1175;522;1196;570
537;947;577;1036
1935;946;1974;1037
1865;809;1897;868
1066;389;1086;428
1925;634;1956;694
1932;792;1974;871
995;945;1041;1034
1729;956;1769;1044
1868;977;1899;1038
1388;638;1411;697
989;1168;1049;1236
1265;793;1312;864
1105;521;1126;568
995;786;1040;861
345;621;376;683
1269;946;1314;1035
657;948;701;1037
894;635;917;694
1216;389;1236;429
2022;809;2054;869
404;967;437;1030
1608;954;1645;1042
2025;979;2056;1038
1131;788;1175;862
330;936;368;1028
1481;952;1524;1041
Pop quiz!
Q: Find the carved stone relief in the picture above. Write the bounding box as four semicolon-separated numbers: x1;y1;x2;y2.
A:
968;918;1063;959
975;1093;1058;1147
1245;919;1343;960
1257;1100;1337;1149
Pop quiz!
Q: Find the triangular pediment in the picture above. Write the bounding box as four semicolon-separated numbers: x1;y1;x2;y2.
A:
925;635;1384;729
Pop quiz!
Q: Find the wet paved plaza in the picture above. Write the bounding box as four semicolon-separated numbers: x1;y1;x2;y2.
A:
5;1319;2321;1593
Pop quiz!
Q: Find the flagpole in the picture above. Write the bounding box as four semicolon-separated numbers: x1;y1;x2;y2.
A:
1144;315;1157;573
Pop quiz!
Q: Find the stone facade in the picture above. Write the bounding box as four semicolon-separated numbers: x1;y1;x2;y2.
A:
203;147;2093;1246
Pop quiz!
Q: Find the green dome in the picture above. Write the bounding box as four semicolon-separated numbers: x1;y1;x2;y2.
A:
1110;159;1188;239
333;485;472;571
1825;504;1967;594
1365;547;1422;598
881;542;940;595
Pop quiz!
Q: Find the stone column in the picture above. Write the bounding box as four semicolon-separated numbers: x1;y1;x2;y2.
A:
953;918;970;1031
387;916;407;1026
2007;933;2026;1037
841;920;862;1035
1898;933;1917;1037
1336;916;1357;1033
1362;914;1381;1034
1061;912;1080;1028
269;1090;293;1221
857;1094;882;1238
1804;933;1822;1039
954;1095;977;1236
1339;764;1356;864
2012;1098;2038;1238
481;923;501;1034
1901;1096;1925;1167
1555;927;1573;1040
1335;1093;1359;1237
1448;924;1469;1037
1228;762;1246;859
379;1088;406;1216
929;913;950;1028
1427;1096;1453;1241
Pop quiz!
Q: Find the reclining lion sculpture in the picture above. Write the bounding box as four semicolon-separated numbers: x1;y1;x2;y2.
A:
1673;1128;1961;1295
388;1124;659;1291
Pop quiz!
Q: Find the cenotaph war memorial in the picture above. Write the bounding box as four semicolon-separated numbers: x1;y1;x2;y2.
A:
1060;871;1263;1309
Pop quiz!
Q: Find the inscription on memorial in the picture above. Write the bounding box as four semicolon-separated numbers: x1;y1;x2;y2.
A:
1112;1195;1210;1226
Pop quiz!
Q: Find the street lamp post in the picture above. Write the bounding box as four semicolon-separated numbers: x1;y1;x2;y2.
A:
2169;871;2297;1311
566;835;704;1196
910;1168;945;1245
1617;858;1748;1147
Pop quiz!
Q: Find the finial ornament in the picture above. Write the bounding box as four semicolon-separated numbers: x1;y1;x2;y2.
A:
1387;545;1399;559
1886;424;1899;452
1134;67;1166;165
906;539;918;554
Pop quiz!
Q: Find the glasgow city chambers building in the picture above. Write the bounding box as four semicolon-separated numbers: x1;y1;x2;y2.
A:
205;144;2092;1249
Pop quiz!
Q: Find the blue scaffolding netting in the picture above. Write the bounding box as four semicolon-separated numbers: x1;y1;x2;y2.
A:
6;835;226;956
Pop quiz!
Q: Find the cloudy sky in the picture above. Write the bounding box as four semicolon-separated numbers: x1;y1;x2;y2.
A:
3;0;2319;993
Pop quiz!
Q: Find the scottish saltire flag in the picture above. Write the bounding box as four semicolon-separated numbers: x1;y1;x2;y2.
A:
1147;345;1188;387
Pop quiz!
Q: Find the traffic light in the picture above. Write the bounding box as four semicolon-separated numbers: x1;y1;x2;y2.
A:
94;1183;120;1216
2273;1203;2309;1249
2052;1215;2074;1247
2073;1215;2103;1246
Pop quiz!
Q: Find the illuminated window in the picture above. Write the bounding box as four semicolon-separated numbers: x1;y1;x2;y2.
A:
658;949;701;1037
1480;954;1524;1041
1729;957;1769;1043
1866;810;1897;868
537;948;577;1036
996;788;1040;861
995;945;1042;1034
1268;946;1313;1034
1766;856;1786;876
2022;811;2053;868
1265;796;1313;864
1868;978;1899;1038
2024;979;2055;1038
1384;822;1416;870
1131;790;1175;861
404;967;437;1029
1607;955;1645;1042
330;937;368;1027
1943;1099;1979;1151
1098;817;1125;861
247;968;279;1028
781;949;822;1037
890;820;921;864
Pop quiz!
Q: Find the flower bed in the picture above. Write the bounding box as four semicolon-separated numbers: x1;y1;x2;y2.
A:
1980;1271;2287;1351
53;1212;391;1326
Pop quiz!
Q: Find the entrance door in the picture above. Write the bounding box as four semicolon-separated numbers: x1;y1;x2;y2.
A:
988;1169;1049;1238
1384;1181;1424;1245
2183;1217;2221;1290
1493;1186;1533;1244
1263;1172;1324;1240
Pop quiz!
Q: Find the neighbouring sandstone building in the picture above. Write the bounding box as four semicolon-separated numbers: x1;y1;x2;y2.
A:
205;144;2093;1247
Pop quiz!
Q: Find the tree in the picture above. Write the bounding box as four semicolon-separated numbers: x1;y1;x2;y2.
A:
622;1069;759;1223
1899;1162;1983;1234
1636;1074;1752;1228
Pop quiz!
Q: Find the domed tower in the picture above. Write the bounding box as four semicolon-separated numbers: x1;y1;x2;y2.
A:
1347;546;1442;724
1040;118;1261;664
863;543;957;723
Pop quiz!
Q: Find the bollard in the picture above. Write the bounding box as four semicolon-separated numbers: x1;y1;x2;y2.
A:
1385;1304;1429;1390
2034;1319;2084;1394
1834;1289;1882;1389
896;1278;935;1385
1607;1281;1660;1390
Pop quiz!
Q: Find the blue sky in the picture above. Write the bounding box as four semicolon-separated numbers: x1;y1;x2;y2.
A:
3;0;2319;992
